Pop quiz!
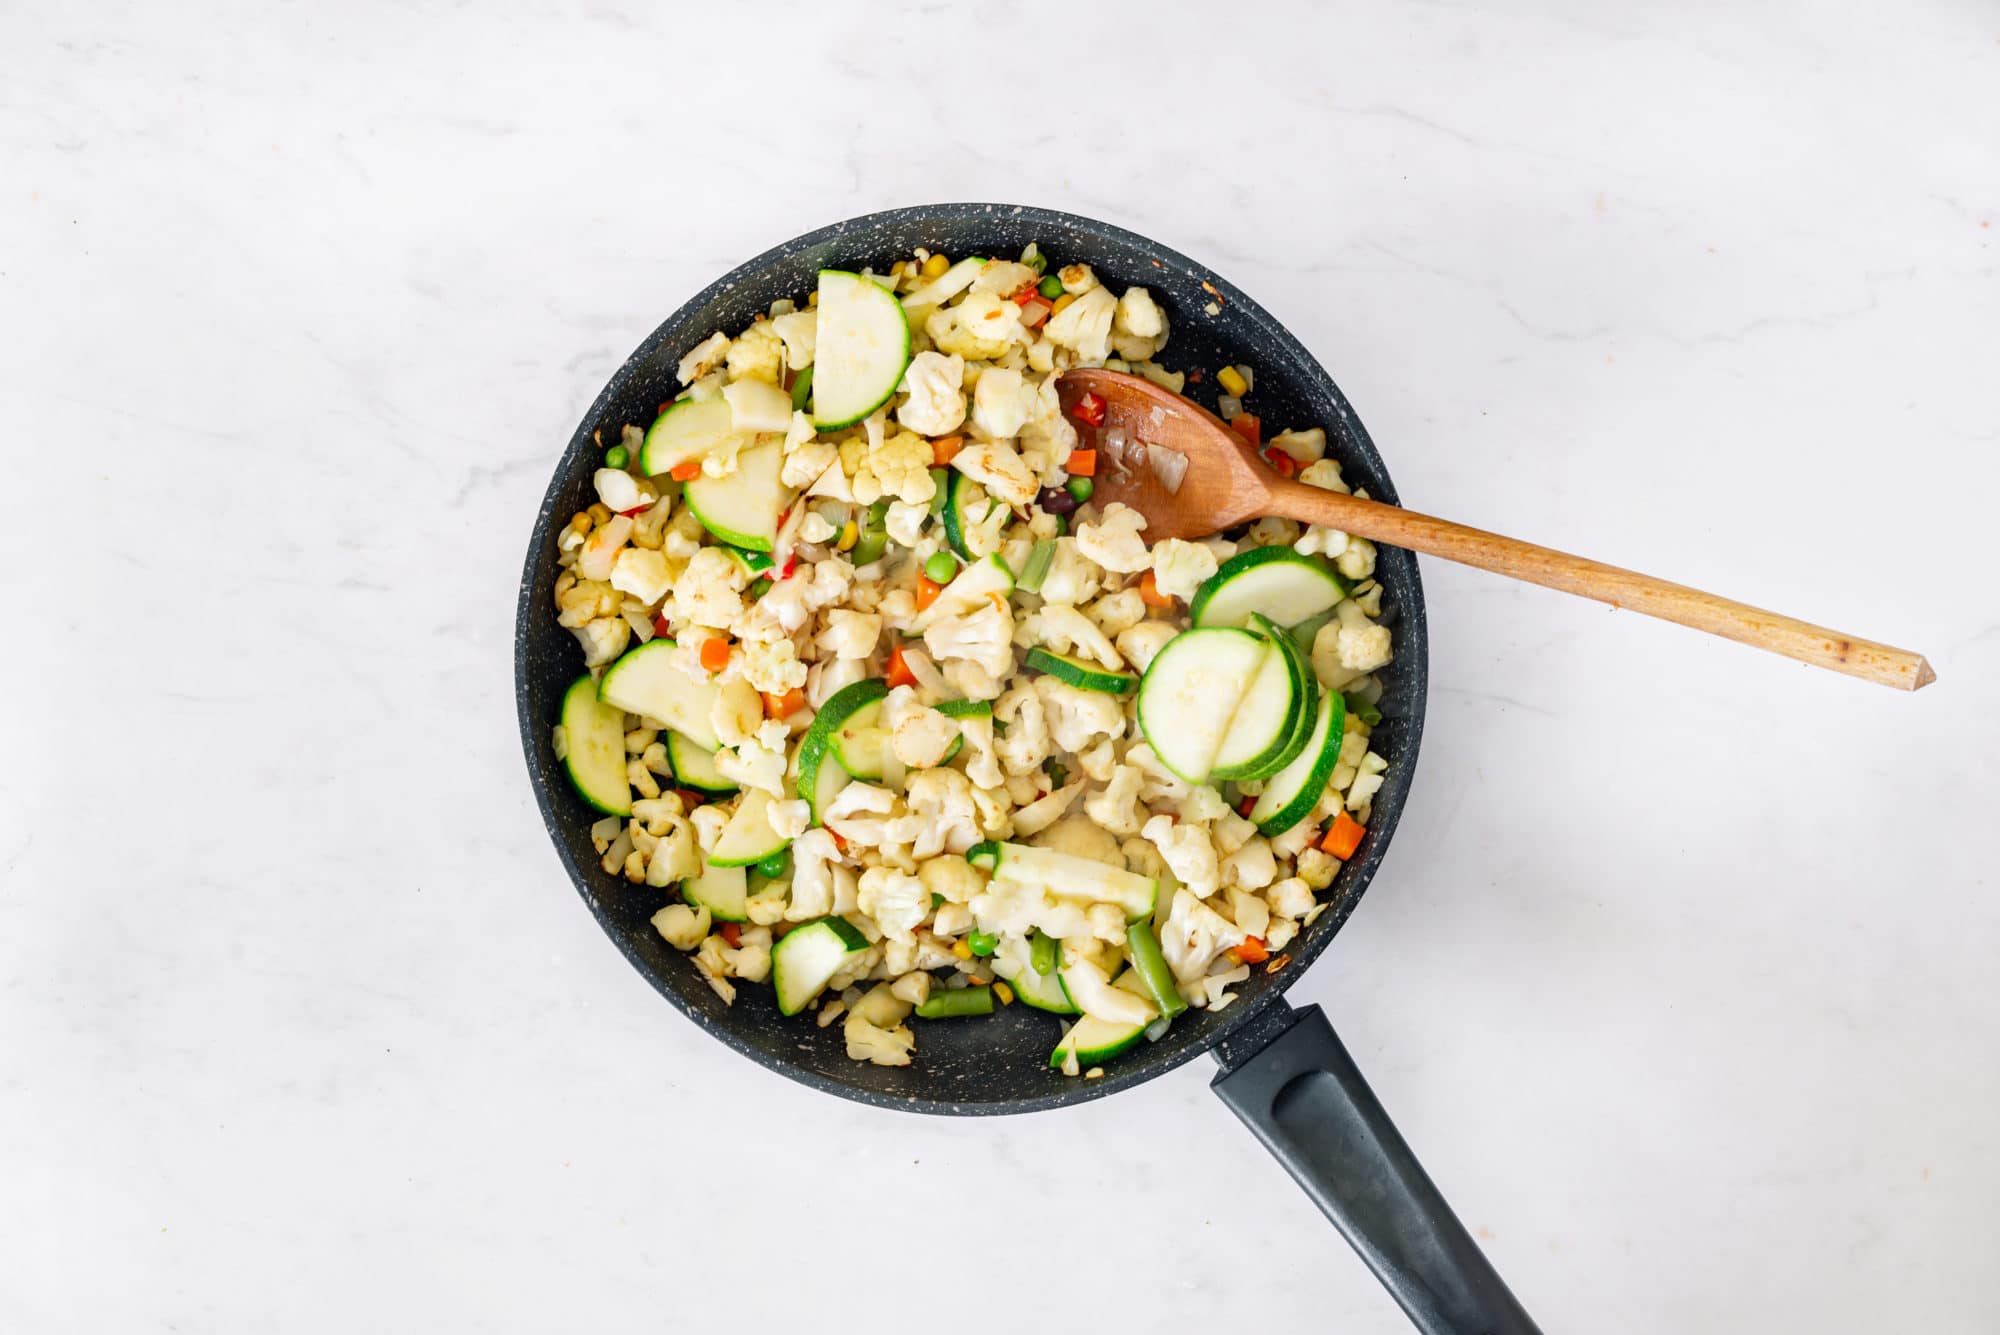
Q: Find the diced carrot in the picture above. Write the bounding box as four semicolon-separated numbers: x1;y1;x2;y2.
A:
1228;413;1261;449
1322;810;1365;859
1066;448;1097;477
1010;285;1038;305
699;637;731;672
1264;449;1296;479
1137;569;1174;608
670;460;702;482
1236;936;1269;965
828;829;847;853
931;435;964;466
718;922;741;948
762;687;805;718
915;575;942;612
886;645;918;690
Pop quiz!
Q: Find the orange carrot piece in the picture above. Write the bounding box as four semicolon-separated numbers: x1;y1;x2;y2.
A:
1322;810;1365;859
1066;448;1096;477
698;637;731;672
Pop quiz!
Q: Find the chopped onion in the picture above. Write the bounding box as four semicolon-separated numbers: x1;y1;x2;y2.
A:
901;645;947;695
1148;445;1188;494
1102;426;1131;459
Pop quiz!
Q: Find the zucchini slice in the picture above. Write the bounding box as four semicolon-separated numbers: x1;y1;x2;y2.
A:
795;679;887;820
683;438;789;552
771;916;869;1015
708;788;790;868
1050;1011;1149;1070
811;270;911;429
681;862;748;922
664;730;738;797
1190;546;1348;631
1248;689;1347;838
560;675;632;817
1024;646;1137;696
1134;627;1270;783
599;640;722;752
640;397;738;478
988;842;1157;922
1209;615;1307;782
828;699;888;782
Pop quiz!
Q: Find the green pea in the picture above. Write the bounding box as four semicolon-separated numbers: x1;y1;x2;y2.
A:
604;444;630;469
1066;476;1094;503
1038;274;1064;300
756;848;790;880
923;552;957;583
968;930;998;957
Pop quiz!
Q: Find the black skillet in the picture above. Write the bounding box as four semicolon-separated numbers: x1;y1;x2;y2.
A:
515;204;1540;1335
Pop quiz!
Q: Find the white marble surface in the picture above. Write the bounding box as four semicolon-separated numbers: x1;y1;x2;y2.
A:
3;3;1996;1330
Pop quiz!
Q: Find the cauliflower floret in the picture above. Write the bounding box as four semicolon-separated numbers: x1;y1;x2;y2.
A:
781;415;837;489
1010;781;1083;838
942;658;1005;703
1082;764;1146;836
642;815;704;887
816;609;881;661
1029;603;1124;672
1334;599;1394;672
1222;835;1278;891
1158;888;1246;984
571;617;631;668
887;692;960;770
1057;263;1099;295
724;320;785;384
969;260;1040;297
1074;502;1151;574
1241;517;1302;550
883;500;929;549
1149;538;1219;602
922;600;1016;679
710;676;764;749
671;546;749;630
808;656;868;710
899;767;982;858
955;714;1006;790
1266;427;1328;466
716;739;787;797
1336;537;1378;582
1346;752;1388;812
1038;538;1104;607
857;867;929;945
788;828;845;918
969;876;1094;943
609;546;673;607
993;682;1052;777
926;291;1028;361
770;308;817;369
1298;458;1350;493
676;332;730;386
1085;589;1147;639
971;367;1031;440
1043;285;1117;363
952;439;1039;508
1294;525;1351;561
651;902;711;951
593;467;647;515
1295;846;1339;891
918;853;984;905
1142;813;1219;900
798;511;837;545
1076;737;1118;783
1111;286;1169;361
767;800;811;842
1035;676;1127;753
1114;620;1178;673
1268;876;1315;922
737;636;807;695
852;429;938;506
843;1011;914;1066
896;350;967;437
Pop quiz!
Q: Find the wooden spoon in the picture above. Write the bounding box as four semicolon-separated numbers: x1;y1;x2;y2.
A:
1056;369;1934;692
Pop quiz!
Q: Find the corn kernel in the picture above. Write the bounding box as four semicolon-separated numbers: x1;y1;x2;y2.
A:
993;981;1015;1005
951;940;973;960
1216;365;1249;398
569;512;592;534
1050;292;1076;317
835;520;859;552
922;252;950;280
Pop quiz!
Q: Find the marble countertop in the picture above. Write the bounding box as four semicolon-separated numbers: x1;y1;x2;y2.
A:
3;5;1995;1331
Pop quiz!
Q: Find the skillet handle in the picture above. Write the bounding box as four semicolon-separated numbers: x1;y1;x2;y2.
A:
1212;1000;1541;1335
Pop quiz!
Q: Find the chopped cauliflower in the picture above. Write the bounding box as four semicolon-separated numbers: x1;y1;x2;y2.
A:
927;291;1028;361
770;308;817;369
1143;813;1219;900
971;367;1032;439
1158;889;1246;984
852;429;938;506
922;600;1016;679
737;636;807;695
899;768;983;857
1114;620;1178;672
652;902;711;951
816;609;881;661
1037;538;1104;606
1083;764;1147;836
888;694;960;770
857;867;929;945
1150;539;1218;602
1111;286;1168;361
1043;284;1117;363
1298;458;1350;493
1334;599;1394;671
1030;603;1123;672
1265;427;1327;466
952;439;1039;508
1035;676;1126;752
1294;525;1351;561
609;546;673;607
676;332;730;386
896;351;967;437
671;546;749;630
724;321;785;384
1335;536;1378;582
1074;502;1151;574
843;1011;914;1066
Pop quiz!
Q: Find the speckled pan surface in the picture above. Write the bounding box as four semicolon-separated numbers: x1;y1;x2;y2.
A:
514;203;1429;1114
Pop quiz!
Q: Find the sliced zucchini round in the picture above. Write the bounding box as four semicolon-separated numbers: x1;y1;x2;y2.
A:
708;788;790;868
828;699;888;781
771;916;869;1015
1134;627;1270;783
1050;1011;1148;1070
989;842;1156;921
1248;689;1347;838
680;862;748;922
796;678;888;820
599;640;721;752
683;438;788;551
664;730;737;797
560;675;631;817
1190;546;1349;631
1209;616;1307;782
810;270;911;430
640;396;738;478
1024;646;1137;696
941;469;1006;560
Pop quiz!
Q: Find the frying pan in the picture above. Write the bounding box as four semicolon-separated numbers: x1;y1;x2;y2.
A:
515;204;1540;1335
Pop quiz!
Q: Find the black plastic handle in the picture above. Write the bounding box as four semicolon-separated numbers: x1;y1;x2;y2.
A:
1212;999;1540;1335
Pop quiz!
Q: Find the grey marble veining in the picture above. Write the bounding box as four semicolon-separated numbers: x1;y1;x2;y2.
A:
1;4;1995;1332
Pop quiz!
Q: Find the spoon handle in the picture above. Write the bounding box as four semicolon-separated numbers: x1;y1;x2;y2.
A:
1264;479;1934;691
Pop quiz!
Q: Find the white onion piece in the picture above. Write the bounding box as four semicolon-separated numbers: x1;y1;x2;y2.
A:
900;645;947;696
1148;445;1188;494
